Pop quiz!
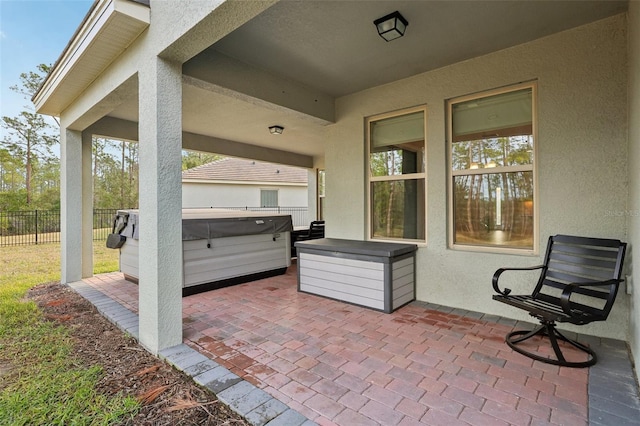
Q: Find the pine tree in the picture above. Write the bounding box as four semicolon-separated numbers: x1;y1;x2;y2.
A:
1;64;58;206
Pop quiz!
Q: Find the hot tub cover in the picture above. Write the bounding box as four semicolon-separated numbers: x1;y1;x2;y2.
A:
117;209;293;240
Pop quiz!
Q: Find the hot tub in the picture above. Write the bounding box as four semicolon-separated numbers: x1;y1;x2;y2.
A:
116;209;292;295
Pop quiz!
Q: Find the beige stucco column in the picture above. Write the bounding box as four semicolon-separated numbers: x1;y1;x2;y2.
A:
60;128;83;283
60;128;93;283
137;56;183;353
81;131;93;278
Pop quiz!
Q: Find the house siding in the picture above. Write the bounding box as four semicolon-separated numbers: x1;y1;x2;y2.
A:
182;182;308;208
328;14;629;340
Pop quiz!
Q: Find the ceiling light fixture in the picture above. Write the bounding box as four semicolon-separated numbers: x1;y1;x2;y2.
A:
374;11;408;42
269;125;284;135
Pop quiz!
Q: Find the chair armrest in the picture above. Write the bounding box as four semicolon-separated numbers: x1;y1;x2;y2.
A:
559;279;623;318
492;265;545;296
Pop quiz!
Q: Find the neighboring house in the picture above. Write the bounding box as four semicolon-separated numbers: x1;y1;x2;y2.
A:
33;0;640;384
181;157;308;208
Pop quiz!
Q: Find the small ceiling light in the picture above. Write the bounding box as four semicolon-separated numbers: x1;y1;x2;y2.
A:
269;125;284;135
374;11;408;42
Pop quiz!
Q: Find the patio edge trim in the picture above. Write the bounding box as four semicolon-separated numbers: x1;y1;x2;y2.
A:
66;280;317;426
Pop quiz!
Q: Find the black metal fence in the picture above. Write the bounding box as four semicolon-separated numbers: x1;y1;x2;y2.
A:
0;207;310;247
0;208;120;247
94;209;120;241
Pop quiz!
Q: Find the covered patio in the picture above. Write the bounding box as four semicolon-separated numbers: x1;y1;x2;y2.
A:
73;266;639;426
33;1;640;423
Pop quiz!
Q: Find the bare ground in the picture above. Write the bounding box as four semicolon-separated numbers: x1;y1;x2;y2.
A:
26;282;250;426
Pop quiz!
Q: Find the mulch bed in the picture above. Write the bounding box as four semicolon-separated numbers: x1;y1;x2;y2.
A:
27;282;249;426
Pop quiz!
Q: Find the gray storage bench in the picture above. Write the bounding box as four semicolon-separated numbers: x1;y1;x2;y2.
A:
295;238;417;313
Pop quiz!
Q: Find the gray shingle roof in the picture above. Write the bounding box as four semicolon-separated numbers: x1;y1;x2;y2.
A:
182;157;308;184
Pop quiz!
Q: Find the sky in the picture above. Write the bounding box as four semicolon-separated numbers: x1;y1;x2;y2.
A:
0;0;93;134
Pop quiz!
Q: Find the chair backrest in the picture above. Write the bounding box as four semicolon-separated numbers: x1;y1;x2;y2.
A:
534;234;626;321
308;221;325;239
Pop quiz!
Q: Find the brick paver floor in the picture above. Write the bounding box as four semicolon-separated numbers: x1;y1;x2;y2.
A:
82;265;639;425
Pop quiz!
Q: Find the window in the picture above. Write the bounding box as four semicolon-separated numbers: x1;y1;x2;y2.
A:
448;83;536;252
367;107;426;242
260;189;278;207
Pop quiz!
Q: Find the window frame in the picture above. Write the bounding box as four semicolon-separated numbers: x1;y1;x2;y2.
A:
366;105;427;243
447;82;539;255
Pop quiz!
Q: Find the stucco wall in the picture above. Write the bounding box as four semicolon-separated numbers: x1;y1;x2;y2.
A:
328;14;629;339
182;182;308;207
627;2;640;381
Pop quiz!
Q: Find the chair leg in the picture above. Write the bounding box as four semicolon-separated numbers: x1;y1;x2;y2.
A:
508;323;546;344
505;320;597;368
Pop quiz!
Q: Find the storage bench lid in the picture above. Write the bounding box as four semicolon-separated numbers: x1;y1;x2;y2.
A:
295;238;417;258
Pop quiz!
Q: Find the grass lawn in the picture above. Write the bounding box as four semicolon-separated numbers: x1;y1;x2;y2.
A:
0;243;140;425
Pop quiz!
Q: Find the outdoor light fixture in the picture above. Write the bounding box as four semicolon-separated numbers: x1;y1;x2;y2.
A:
374;11;408;42
269;125;284;135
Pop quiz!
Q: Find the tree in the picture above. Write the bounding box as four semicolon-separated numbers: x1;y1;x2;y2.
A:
0;148;23;192
182;150;221;170
92;138;139;209
1;64;58;206
33;156;61;209
123;141;139;208
9;65;53;113
93;138;121;208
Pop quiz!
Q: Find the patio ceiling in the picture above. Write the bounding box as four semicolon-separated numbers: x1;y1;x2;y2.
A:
101;0;628;160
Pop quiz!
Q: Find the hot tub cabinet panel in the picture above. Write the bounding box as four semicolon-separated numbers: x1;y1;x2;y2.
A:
182;234;289;287
120;236;139;280
117;209;292;295
295;238;417;313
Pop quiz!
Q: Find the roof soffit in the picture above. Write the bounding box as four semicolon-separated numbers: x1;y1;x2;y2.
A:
33;0;150;116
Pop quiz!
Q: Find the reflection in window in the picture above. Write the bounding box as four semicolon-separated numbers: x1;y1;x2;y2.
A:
451;135;533;171
368;108;426;242
449;84;536;250
371;179;425;240
453;172;533;248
